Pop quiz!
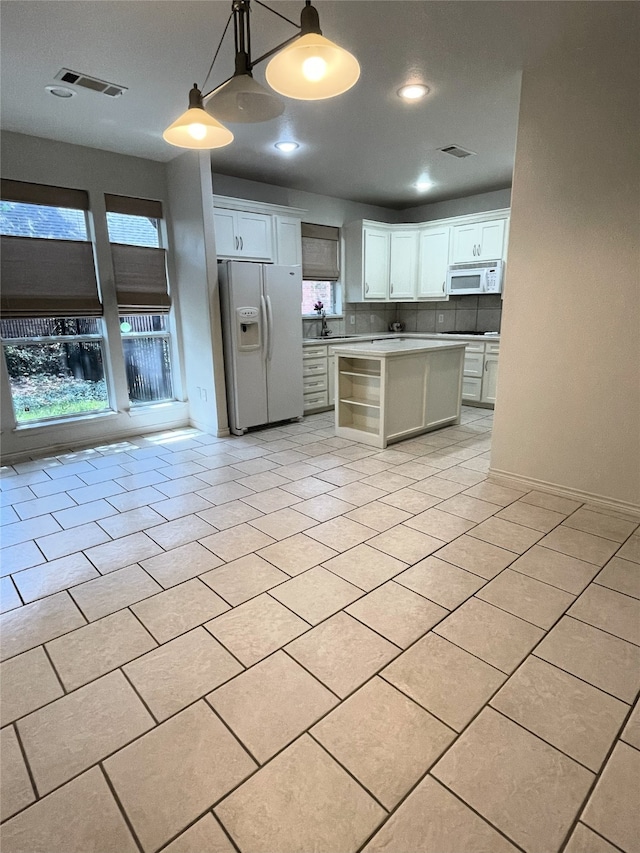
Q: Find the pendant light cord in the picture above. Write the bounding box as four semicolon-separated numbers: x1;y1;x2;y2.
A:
201;11;234;92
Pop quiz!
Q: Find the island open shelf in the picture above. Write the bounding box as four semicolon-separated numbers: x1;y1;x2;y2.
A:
332;339;466;448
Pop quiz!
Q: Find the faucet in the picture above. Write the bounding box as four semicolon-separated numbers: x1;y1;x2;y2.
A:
320;312;332;337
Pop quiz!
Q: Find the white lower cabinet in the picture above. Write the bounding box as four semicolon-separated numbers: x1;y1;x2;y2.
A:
462;341;499;406
327;351;336;406
482;352;499;404
303;346;329;412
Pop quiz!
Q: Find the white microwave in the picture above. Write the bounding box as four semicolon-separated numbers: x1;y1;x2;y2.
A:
446;261;504;296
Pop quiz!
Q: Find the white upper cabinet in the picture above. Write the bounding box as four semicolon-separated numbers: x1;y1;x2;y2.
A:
275;215;302;266
363;226;390;300
451;218;506;264
212;195;307;265
389;231;418;300
417;225;450;299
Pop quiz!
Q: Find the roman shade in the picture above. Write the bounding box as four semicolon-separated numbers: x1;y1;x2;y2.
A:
301;223;340;281
1;179;89;210
104;194;163;220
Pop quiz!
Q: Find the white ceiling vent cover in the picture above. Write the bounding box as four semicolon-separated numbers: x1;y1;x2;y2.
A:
438;145;476;159
54;68;127;97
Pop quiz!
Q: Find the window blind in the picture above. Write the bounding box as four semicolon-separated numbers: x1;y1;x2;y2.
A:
0;235;101;318
1;179;89;210
104;194;163;220
301;223;340;281
111;244;170;313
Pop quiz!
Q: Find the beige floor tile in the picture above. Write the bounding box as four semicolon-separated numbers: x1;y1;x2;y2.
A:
12;552;100;603
248;507;317;540
321;544;407;591
0;766;139;853
509;545;600;594
438;464;487;484
383;631;506;731
105;702;256;853
2;514;61;549
436;494;503;523
468;516;544;553
18;669;154;795
347;581;448;648
538;526;619;566
145;514;218;549
232;488;296;513
582;742;640;853
199;523;276;561
236;471;290;492
294;494;357;521
498;501;569;536
281;475;335;498
621;701;640;748
434;598;544;674
200;553;289;605
97;505;166;539
568;583;640;645
149;492;213;521
162;813;236;853
615;535;640;564
0;646;63;727
491;656;628;771
363;774;519;853
361;472;417;493
345;500;413;532
1;725;35;821
329;481;388;506
435;534;516;579
0;540;45;576
396;556;486;609
378;487;441;513
69;564;162;621
0;592;86;662
519;490;582;515
36;521;111;560
404;507;476;542
535;616;640;703
563;507;638;543
303;516;374;552
477;569;575;629
124;627;242;721
564;823;621;853
595;556;640;599
463;481;528;507
313;677;454;808
83;531;163;574
270;566;362;624
432;707;594;853
257;532;337;576
0;575;21;612
205;593;309;665
316;466;366;486
132;579;229;643
46;608;156;690
412;476;467;499
367;525;445;564
107;485;166;513
215;735;384;853
286;612;399;698
140;541;223;588
191;481;253;505
207;651;337;763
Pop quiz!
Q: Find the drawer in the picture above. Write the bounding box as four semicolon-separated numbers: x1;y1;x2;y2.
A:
465;342;485;353
303;357;327;377
485;342;500;355
303;375;328;393
462;376;482;401
303;345;328;359
303;390;329;410
464;351;484;378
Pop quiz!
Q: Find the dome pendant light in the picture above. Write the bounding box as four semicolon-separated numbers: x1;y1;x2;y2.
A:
163;84;234;149
265;1;360;100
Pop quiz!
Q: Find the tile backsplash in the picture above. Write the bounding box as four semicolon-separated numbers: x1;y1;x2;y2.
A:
302;295;502;338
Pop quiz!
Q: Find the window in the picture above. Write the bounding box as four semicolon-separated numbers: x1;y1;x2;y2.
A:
105;194;174;406
301;223;341;316
0;180;110;425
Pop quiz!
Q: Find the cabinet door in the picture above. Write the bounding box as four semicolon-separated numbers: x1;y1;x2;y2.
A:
389;231;418;300
275;216;302;266
477;220;505;261
213;209;238;256
463;350;484;378
417;226;450;298
327;353;335;405
482;354;499;403
451;223;479;264
236;212;273;260
363;228;389;300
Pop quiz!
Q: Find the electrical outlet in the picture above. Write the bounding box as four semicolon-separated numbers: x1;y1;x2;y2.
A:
438;314;444;323
349;314;355;325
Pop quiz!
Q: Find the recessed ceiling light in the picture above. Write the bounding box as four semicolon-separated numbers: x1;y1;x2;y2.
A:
274;141;299;153
398;83;429;102
415;179;434;192
45;85;76;99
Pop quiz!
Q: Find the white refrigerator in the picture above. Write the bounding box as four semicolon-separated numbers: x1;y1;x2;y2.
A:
218;261;304;435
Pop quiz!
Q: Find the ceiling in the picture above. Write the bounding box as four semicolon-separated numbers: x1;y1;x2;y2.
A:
1;1;586;208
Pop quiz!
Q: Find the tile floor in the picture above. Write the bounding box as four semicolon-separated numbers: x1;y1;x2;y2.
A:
1;407;639;853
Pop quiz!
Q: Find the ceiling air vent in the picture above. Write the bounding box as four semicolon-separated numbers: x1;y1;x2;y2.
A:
438;145;476;159
54;68;127;97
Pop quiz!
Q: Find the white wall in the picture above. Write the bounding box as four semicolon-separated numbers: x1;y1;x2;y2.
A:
0;132;190;461
401;187;512;223
491;5;640;511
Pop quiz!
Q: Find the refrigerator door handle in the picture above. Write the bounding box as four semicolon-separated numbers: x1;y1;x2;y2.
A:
265;294;274;362
260;294;269;360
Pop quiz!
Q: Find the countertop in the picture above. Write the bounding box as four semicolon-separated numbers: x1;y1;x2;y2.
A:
330;339;468;357
303;332;499;346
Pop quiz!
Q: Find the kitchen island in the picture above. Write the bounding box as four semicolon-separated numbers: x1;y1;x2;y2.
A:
332;339;466;448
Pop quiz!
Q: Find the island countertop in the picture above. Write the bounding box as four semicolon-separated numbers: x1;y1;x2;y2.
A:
329;339;468;358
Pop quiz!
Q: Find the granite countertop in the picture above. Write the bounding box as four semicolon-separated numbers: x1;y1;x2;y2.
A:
303;332;500;346
329;338;468;357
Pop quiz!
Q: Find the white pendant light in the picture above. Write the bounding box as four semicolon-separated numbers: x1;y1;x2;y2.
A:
163;85;234;149
266;1;360;100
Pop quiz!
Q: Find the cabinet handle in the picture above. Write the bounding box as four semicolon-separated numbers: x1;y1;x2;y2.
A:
472;245;476;257
485;361;489;371
365;282;369;293
390;283;394;294
442;280;445;291
240;236;243;250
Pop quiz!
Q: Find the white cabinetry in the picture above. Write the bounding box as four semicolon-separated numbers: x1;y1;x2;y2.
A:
363;226;390;300
212;195;306;264
275;216;302;266
389;231;418;299
302;345;329;411
417;225;450;299
461;340;500;406
451;219;506;264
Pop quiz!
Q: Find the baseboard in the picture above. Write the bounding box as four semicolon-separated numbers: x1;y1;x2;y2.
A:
488;466;640;519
